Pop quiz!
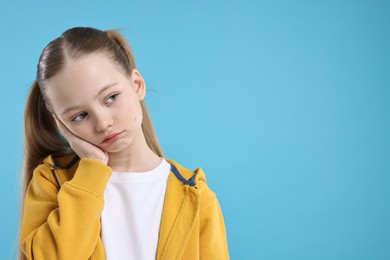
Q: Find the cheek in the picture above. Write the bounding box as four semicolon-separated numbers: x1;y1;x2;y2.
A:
66;124;92;140
121;103;143;125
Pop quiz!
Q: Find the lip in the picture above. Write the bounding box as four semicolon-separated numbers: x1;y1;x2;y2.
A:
101;131;124;144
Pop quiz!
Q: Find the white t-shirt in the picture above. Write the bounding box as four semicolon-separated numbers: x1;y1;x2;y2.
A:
101;158;171;260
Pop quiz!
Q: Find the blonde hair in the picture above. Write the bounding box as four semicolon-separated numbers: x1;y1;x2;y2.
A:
19;27;163;259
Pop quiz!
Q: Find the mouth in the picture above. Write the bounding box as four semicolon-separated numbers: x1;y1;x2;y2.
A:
101;131;124;144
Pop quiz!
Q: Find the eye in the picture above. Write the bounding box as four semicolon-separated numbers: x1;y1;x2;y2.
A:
105;93;119;104
72;112;88;122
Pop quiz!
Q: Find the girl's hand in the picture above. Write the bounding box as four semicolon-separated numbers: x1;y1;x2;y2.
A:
53;115;109;165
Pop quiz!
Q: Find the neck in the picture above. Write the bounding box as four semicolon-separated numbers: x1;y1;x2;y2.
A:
107;130;161;172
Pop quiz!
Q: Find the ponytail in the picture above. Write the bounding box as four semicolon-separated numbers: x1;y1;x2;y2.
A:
106;30;164;158
140;102;164;158
23;81;70;187
106;30;137;72
18;81;71;260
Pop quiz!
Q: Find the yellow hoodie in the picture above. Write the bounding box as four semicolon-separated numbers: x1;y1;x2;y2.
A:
20;155;229;259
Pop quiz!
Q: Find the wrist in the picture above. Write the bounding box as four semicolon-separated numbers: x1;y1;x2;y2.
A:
82;155;108;165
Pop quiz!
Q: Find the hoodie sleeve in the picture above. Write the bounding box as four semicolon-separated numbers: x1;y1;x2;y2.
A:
20;158;112;260
199;191;230;259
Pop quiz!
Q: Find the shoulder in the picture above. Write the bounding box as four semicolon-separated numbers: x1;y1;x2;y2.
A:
166;159;218;212
195;167;219;215
32;153;80;187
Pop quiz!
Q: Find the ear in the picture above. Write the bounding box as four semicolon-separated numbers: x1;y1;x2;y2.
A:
129;69;146;101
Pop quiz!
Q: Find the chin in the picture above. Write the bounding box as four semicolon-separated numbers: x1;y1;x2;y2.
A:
101;139;130;154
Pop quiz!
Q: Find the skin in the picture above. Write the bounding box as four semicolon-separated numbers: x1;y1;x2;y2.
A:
45;53;161;172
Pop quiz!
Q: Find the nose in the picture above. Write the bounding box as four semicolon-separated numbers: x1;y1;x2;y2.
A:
95;111;113;132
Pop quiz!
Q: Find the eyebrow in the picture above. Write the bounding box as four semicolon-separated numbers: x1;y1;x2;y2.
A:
60;82;119;116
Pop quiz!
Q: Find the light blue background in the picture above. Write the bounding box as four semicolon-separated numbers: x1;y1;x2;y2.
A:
1;0;389;259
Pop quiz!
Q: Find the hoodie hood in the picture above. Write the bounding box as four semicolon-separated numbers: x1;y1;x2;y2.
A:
43;154;206;188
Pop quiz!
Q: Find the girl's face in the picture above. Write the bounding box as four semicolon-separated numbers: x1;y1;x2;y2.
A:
44;53;146;154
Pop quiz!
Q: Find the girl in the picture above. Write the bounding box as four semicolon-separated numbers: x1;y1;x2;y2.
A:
19;27;229;260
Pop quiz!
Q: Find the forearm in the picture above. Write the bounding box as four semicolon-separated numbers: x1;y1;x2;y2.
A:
20;159;112;259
